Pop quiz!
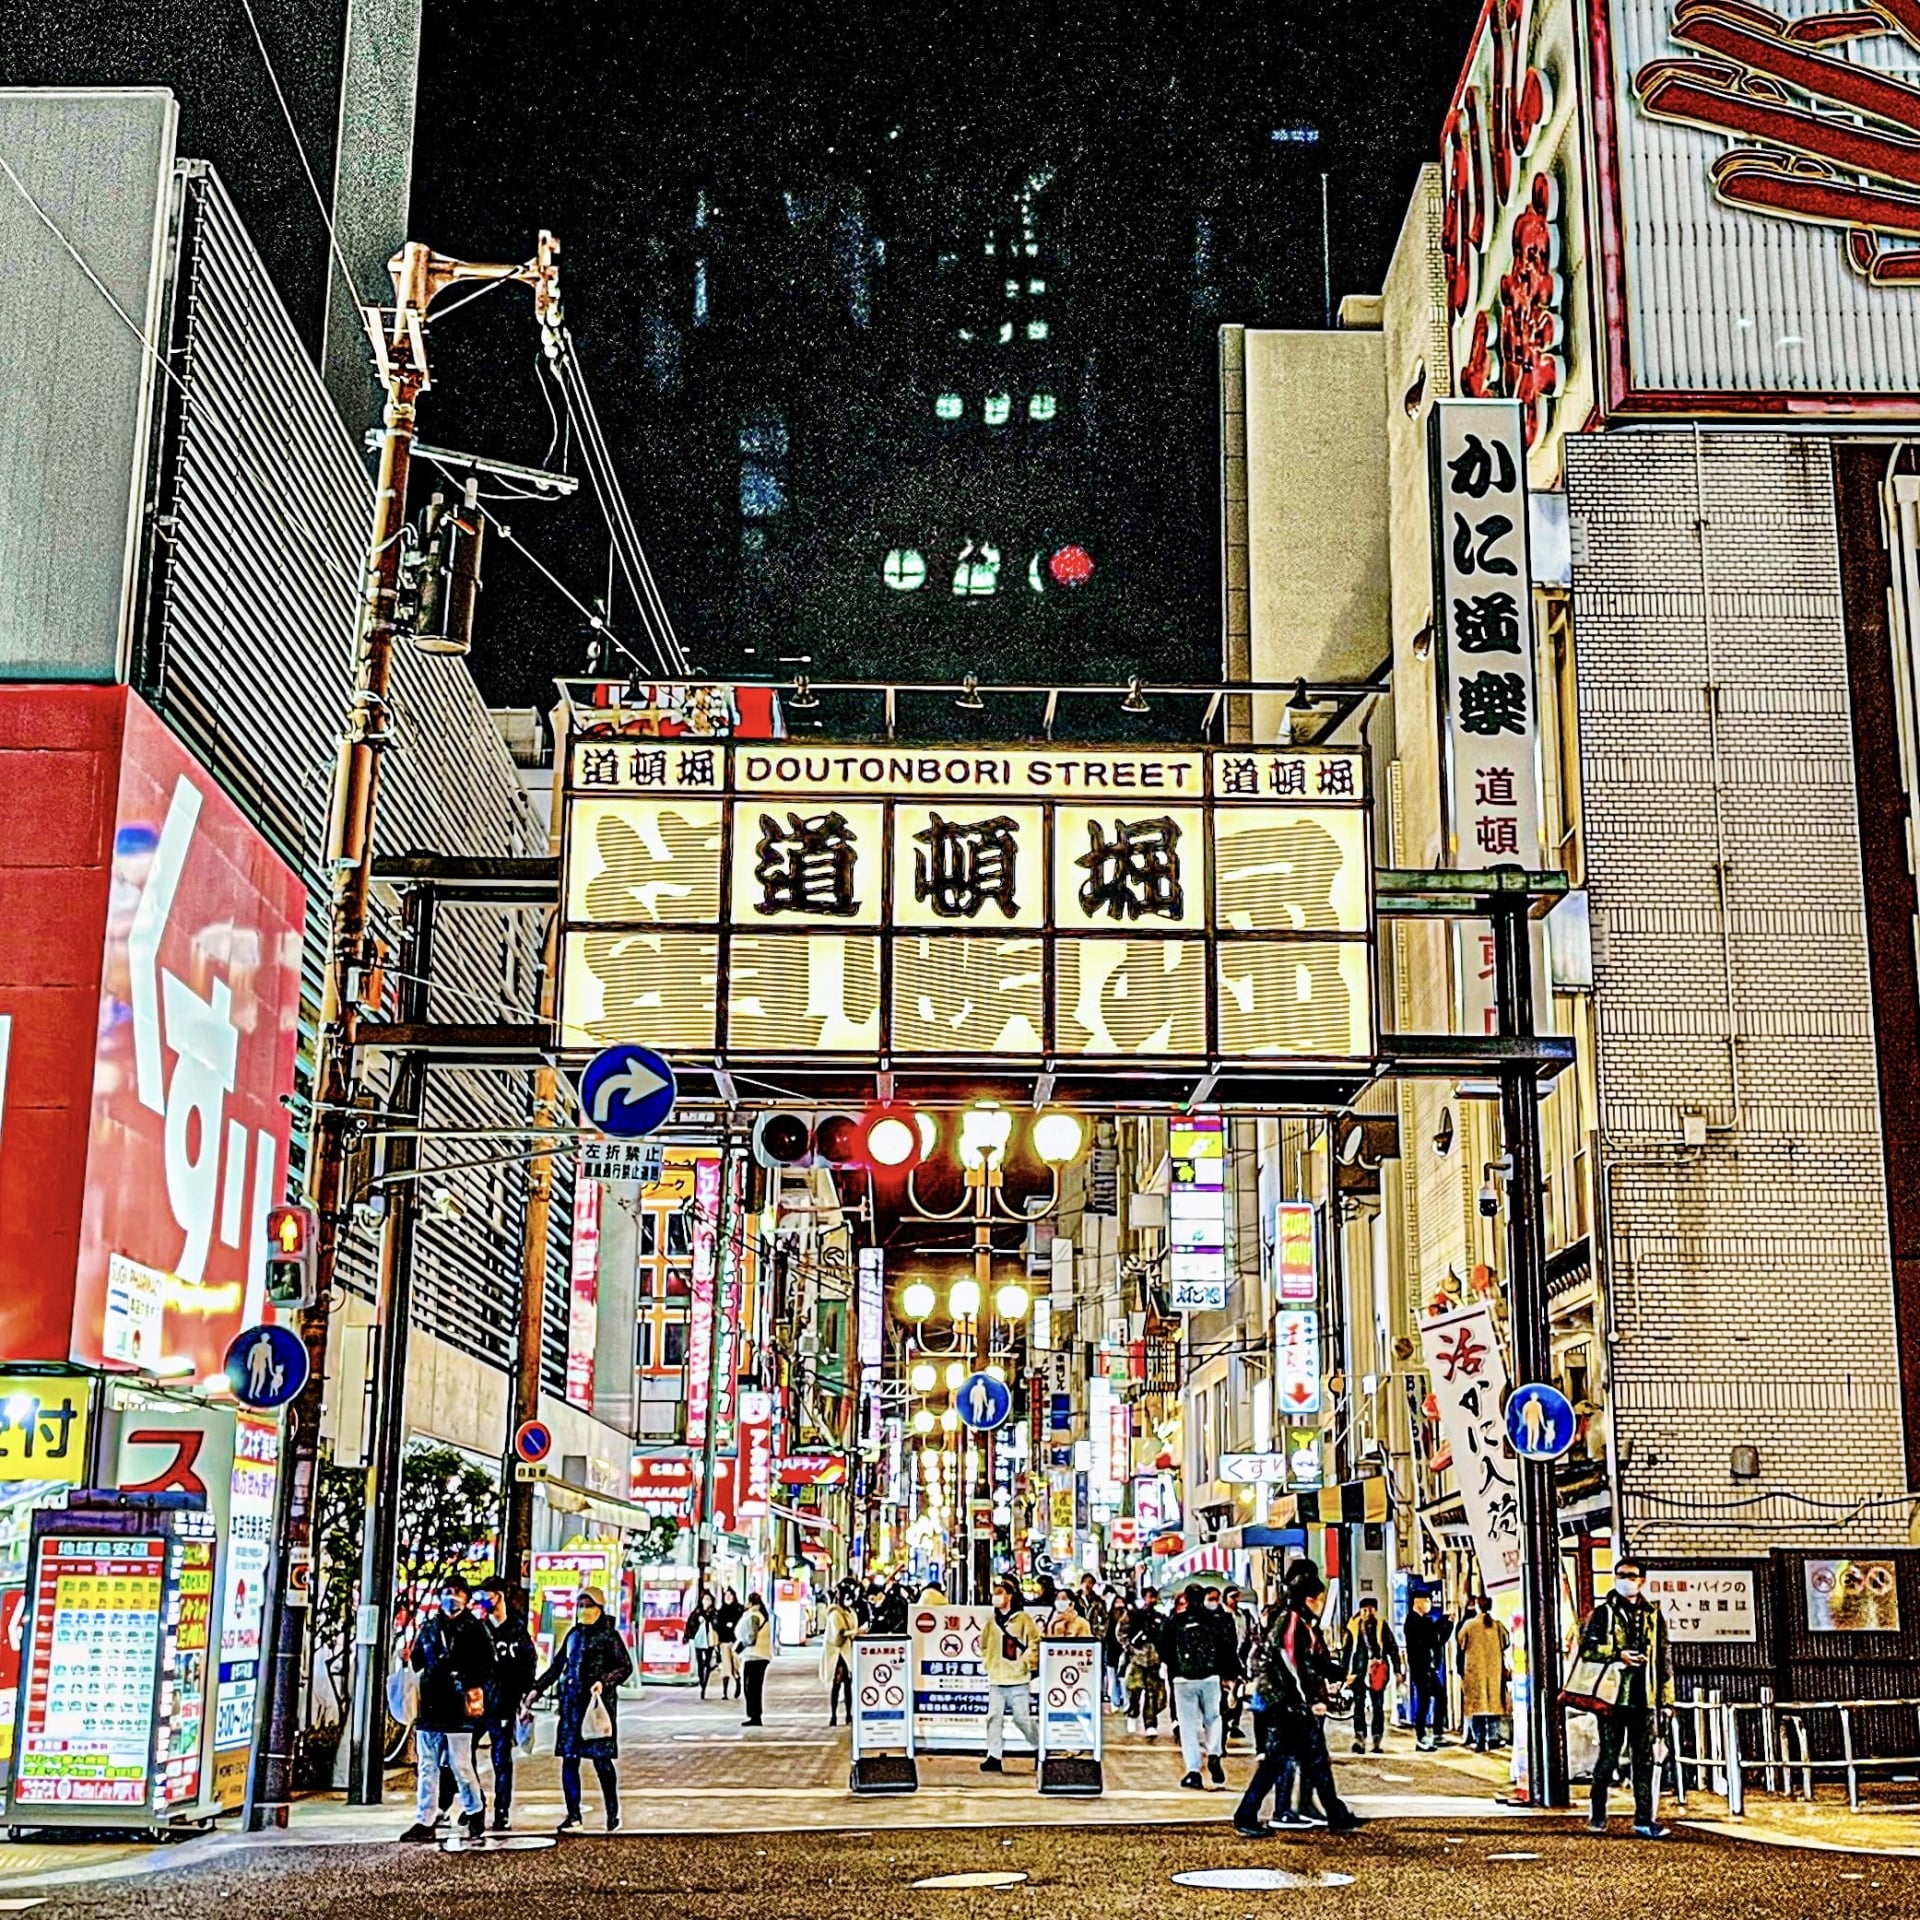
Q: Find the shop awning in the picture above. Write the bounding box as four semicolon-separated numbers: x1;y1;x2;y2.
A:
537;1474;660;1534
1275;1474;1390;1528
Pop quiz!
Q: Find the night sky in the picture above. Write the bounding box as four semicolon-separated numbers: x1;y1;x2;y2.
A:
13;0;1482;707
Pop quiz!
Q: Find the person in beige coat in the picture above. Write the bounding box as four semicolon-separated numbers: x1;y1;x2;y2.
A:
820;1584;859;1728
1456;1597;1510;1751
979;1573;1042;1773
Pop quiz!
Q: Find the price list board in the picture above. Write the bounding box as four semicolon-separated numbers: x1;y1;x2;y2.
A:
13;1537;166;1807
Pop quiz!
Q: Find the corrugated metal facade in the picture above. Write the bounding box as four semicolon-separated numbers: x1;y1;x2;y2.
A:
139;164;570;1389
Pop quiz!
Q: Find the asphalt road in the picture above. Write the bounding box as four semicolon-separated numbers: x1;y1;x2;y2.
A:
19;1821;1920;1919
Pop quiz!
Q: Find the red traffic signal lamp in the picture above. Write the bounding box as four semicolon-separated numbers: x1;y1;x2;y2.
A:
750;1106;933;1172
264;1202;319;1309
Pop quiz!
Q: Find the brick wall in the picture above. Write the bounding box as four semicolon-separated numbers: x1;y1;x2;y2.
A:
1565;429;1909;1551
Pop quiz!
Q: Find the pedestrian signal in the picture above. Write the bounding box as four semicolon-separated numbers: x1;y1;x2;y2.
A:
264;1202;319;1309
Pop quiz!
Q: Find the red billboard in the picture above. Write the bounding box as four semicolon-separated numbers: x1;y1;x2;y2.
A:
0;689;304;1377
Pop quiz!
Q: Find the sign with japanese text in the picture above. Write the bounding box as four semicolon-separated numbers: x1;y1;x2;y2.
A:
1430;400;1543;1038
630;1450;697;1522
1275;1308;1323;1417
1169;1118;1228;1311
577;1136;664;1186
0;1375;90;1483
1444;0;1593;460
1276;1201;1317;1304
684;1154;723;1446
1644;1568;1759;1643
213;1411;278;1805
1597;0;1920;413
1037;1638;1103;1758
79;695;305;1379
566;1176;600;1409
559;743;1373;1072
1419;1300;1521;1593
737;1390;774;1520
851;1634;913;1757
910;1604;1034;1752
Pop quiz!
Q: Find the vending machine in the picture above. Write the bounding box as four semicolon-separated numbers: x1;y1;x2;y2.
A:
5;1493;221;1830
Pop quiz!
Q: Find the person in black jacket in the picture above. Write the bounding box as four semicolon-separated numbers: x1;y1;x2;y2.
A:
531;1585;634;1832
436;1579;536;1830
400;1577;494;1843
713;1587;745;1700
1403;1586;1453;1749
1231;1562;1361;1839
1167;1583;1241;1789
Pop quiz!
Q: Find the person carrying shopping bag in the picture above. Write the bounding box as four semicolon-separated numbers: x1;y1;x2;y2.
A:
530;1585;632;1833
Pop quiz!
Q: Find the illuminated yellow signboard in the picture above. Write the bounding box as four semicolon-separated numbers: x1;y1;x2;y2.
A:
558;743;1373;1067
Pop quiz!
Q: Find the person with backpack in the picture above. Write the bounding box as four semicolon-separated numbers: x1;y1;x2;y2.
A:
1232;1561;1361;1839
1343;1593;1402;1754
1167;1583;1241;1790
1124;1588;1169;1737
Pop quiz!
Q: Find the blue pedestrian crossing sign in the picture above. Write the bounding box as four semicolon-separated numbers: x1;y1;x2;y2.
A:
1505;1382;1577;1462
223;1323;310;1409
580;1044;676;1139
956;1371;1013;1433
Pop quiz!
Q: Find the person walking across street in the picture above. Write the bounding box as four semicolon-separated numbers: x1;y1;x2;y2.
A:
1403;1585;1452;1749
821;1582;859;1727
1579;1556;1675;1839
1050;1591;1095;1637
1102;1589;1129;1711
1220;1586;1256;1745
1343;1594;1401;1755
1457;1596;1511;1752
1231;1562;1361;1839
685;1591;721;1700
714;1586;745;1700
436;1578;534;1831
738;1591;775;1726
980;1572;1042;1772
1168;1582;1240;1790
400;1576;495;1843
530;1585;632;1833
1124;1587;1168;1736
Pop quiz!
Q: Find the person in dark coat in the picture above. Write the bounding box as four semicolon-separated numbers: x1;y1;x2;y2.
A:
1403;1586;1453;1749
436;1577;536;1830
1231;1562;1361;1839
684;1592;722;1699
713;1587;746;1700
400;1576;494;1843
530;1585;633;1832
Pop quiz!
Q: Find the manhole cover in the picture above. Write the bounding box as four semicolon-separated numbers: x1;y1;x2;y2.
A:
913;1872;1030;1890
1169;1869;1356;1891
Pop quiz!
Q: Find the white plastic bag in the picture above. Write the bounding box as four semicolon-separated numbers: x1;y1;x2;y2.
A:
386;1663;419;1726
515;1705;536;1755
580;1682;613;1742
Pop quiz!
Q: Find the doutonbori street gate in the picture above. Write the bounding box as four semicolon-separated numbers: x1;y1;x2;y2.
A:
348;678;1575;1802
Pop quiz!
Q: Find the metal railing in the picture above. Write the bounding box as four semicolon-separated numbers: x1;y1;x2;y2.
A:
1666;1687;1920;1814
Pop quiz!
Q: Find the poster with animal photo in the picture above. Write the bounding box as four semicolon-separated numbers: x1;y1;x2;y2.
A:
1804;1559;1901;1635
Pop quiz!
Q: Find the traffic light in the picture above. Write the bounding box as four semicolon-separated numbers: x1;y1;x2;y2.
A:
263;1203;319;1309
750;1110;911;1171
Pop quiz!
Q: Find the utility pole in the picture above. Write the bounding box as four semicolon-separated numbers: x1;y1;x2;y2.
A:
502;1053;561;1586
1492;882;1570;1809
253;232;560;1827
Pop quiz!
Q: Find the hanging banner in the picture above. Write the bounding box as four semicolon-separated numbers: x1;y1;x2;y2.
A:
566;1177;600;1408
685;1154;723;1446
737;1390;774;1520
1168;1118;1228;1311
1275;1308;1322;1416
1419;1300;1522;1593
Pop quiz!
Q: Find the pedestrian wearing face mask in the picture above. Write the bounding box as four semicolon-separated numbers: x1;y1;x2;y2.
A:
436;1578;536;1830
530;1585;633;1833
399;1577;494;1843
979;1573;1042;1772
1577;1557;1674;1839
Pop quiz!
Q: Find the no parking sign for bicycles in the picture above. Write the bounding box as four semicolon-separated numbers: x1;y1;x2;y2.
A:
1037;1638;1102;1757
851;1634;913;1755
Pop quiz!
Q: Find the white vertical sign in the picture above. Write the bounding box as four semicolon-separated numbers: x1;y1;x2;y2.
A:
1430;399;1542;1036
1418;1300;1522;1595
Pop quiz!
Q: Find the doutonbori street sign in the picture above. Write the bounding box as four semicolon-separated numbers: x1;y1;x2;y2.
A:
556;741;1375;1109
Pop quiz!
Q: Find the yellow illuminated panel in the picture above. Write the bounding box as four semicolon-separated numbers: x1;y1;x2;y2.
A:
1051;806;1206;933
727;799;886;928
731;746;1206;802
727;935;881;1052
564;797;724;925
1216;940;1374;1059
1211;806;1368;934
558;930;719;1051
892;936;1044;1054
891;803;1045;930
1055;939;1206;1056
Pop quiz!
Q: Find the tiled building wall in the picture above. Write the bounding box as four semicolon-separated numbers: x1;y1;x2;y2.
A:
1565;428;1909;1550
